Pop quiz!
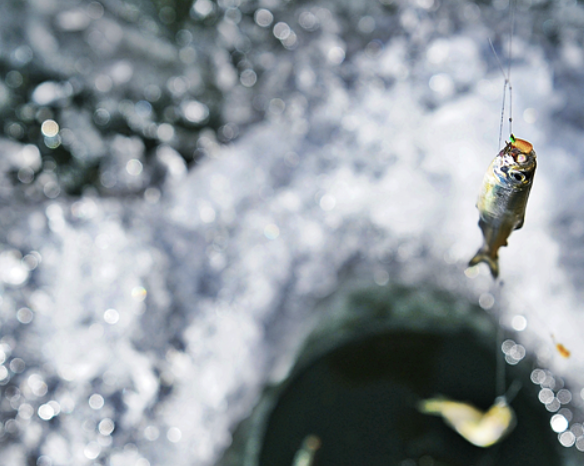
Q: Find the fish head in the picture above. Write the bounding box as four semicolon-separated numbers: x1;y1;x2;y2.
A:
494;135;537;187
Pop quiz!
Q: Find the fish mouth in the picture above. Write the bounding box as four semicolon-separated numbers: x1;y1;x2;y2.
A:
501;136;537;162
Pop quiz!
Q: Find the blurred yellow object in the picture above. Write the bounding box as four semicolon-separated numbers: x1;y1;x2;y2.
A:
292;435;321;466
418;396;516;447
555;343;571;359
551;334;571;358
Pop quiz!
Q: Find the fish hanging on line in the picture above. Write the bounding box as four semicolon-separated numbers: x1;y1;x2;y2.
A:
469;134;537;278
291;435;321;466
417;396;516;447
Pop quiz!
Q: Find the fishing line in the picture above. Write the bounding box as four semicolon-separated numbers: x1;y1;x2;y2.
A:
507;0;515;137
488;37;508;151
489;0;516;150
496;320;506;397
504;379;522;403
493;280;507;398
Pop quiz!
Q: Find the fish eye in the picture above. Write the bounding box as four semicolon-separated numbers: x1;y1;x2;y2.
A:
517;154;527;163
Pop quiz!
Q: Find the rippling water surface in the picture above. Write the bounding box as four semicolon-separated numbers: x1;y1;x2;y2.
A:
2;0;584;464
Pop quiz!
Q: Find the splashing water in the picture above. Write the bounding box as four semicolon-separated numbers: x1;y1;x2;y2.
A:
2;0;584;464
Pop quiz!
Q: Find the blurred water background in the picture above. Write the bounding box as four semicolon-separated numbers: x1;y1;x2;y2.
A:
2;0;584;464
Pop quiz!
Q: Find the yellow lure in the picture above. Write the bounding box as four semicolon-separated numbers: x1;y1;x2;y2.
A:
418;396;516;447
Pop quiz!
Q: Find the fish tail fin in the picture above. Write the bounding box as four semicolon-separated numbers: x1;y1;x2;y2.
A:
468;248;499;279
417;398;446;415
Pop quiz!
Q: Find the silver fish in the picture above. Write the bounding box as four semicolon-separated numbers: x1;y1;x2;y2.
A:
469;135;537;278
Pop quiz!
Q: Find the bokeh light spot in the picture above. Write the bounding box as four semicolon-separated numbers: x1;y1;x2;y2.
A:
264;224;280;240
511;315;527;331
12;45;33;65
84;441;101;460
558;431;575;447
478;292;494;310
144;425;160;441
551;414;568;433
557;389;572;404
94;108;111;126
17;307;34;324
28;373;48;397
240;69;257;87
18;403;34;420
9;358;25;373
546;398;561;412
373;270;390;286
167;427;182;443
48;401;61;416
157;123;175;141
132;286;148;302
299;11;319;31
539;388;554;404
268;98;285;115
570;423;584;437
192;0;214;18
95;74;113;93
89;394;105;410
103;308;119;324
159;6;176;24
41;119;59;137
38;403;55;421
531;368;546;384
273;22;290;40
98;418;115;436
358;16;375;34
126;159;143;176
181;100;209;124
87;1;104;19
429;73;454;97
328;47;346;65
6;70;24;88
319;194;336;211
254;9;273;27
36;455;53;466
199;204;216;223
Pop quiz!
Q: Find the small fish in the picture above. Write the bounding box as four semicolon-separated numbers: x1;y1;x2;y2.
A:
292;435;321;466
469;135;537;278
551;334;571;358
556;343;571;358
418;396;516;447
